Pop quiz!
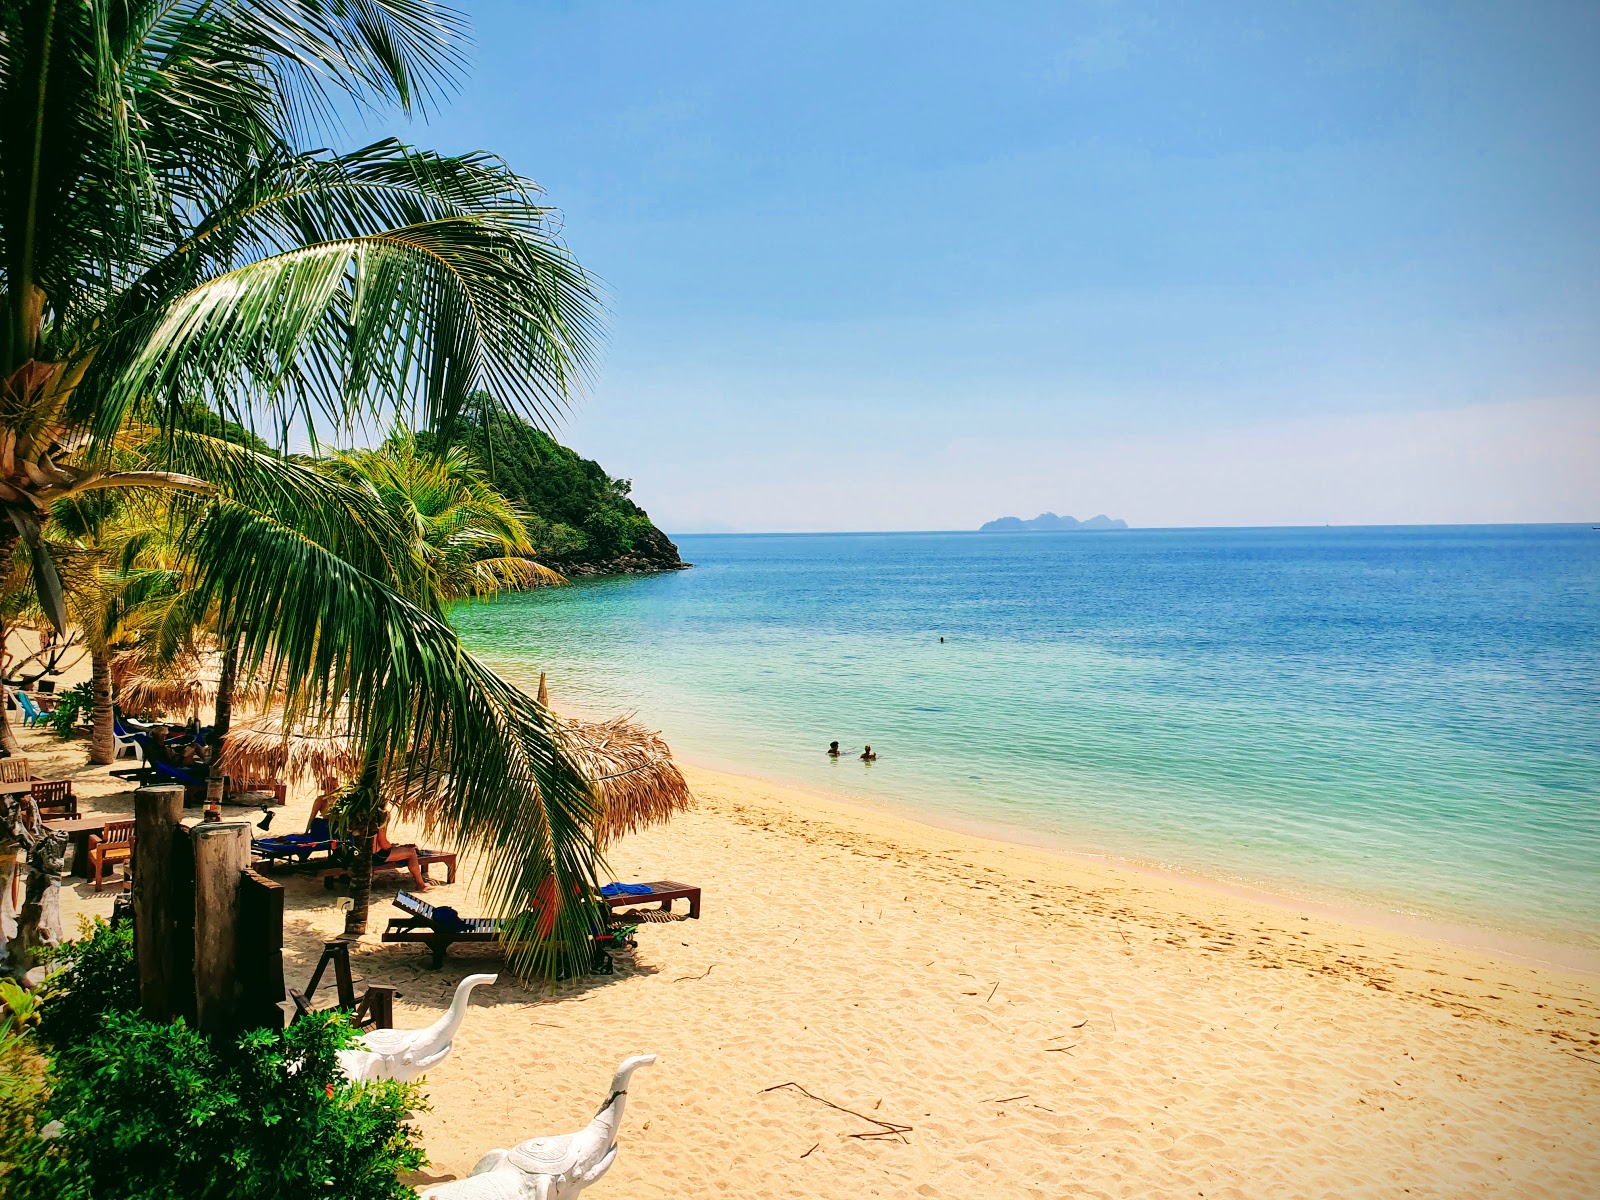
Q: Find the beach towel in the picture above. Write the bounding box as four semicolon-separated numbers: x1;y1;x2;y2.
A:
600;882;654;897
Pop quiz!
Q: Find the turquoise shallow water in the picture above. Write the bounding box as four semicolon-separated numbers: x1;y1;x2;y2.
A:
454;526;1600;951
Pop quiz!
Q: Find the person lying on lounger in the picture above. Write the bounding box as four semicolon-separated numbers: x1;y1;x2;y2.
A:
373;821;428;891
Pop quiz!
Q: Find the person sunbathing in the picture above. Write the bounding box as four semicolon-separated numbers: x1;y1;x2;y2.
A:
373;821;428;891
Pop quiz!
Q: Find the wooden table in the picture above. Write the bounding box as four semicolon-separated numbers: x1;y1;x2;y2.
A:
0;780;39;797
43;816;112;878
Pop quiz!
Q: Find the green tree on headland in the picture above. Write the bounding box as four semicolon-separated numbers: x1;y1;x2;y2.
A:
441;394;685;571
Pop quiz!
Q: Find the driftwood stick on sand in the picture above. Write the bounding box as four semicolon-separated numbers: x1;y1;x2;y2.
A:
800;1143;820;1159
674;963;718;982
762;1082;914;1143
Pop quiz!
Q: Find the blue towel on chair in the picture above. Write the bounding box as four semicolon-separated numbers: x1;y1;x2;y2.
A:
599;882;653;897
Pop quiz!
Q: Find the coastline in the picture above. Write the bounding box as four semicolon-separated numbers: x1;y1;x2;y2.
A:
671;754;1600;976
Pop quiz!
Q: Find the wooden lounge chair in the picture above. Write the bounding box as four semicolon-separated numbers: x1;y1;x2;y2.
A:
87;820;135;891
29;779;76;820
599;880;702;919
381;892;634;972
253;817;338;869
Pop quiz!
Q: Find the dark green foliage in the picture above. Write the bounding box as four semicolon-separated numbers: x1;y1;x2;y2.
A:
436;394;679;567
36;919;139;1050
38;682;94;739
35;1012;426;1200
4;921;429;1200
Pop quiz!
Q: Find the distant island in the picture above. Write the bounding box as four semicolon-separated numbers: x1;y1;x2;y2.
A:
980;512;1129;532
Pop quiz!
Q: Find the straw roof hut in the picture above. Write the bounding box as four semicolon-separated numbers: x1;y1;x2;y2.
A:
218;683;692;848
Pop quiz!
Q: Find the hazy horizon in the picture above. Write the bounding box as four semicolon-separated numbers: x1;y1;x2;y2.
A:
411;1;1598;532
664;518;1600;537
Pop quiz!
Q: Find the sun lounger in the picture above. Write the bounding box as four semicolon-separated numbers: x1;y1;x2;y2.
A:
599;880;702;919
381;891;635;972
253;817;338;868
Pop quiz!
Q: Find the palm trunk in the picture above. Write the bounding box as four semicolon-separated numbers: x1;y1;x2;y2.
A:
204;636;238;812
212;636;237;740
345;819;376;937
342;740;386;937
0;616;20;757
88;647;114;764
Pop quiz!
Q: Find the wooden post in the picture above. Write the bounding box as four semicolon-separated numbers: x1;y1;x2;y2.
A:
192;821;250;1036
132;786;186;1021
238;869;286;1031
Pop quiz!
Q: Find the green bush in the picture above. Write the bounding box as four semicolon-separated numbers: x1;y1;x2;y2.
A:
37;919;139;1050
39;682;94;739
4;921;429;1200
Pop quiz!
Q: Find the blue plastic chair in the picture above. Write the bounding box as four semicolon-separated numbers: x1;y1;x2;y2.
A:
13;690;44;727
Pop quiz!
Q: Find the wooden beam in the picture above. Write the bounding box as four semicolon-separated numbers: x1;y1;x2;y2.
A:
191;821;250;1036
132;786;186;1022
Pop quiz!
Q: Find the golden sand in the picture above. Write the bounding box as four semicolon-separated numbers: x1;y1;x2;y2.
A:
39;732;1600;1199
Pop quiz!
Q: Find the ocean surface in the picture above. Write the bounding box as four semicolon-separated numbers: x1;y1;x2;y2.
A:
454;526;1600;953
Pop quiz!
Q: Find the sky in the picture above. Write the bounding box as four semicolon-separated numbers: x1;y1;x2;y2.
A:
406;0;1599;531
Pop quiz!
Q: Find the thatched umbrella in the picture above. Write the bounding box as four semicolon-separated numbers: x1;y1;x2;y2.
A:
117;652;276;721
117;670;218;720
218;689;692;848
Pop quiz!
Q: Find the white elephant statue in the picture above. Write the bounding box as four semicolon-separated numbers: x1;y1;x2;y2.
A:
338;973;496;1084
421;1055;657;1199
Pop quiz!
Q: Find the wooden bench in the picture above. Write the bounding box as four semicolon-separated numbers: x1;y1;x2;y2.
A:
87;820;135;891
602;880;702;919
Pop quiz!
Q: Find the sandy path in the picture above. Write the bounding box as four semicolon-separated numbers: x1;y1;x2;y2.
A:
41;734;1600;1199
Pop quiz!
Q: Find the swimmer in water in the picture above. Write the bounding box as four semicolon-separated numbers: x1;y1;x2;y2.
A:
860;745;877;762
827;741;841;757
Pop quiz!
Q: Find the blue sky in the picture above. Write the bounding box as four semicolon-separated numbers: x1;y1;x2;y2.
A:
411;1;1598;530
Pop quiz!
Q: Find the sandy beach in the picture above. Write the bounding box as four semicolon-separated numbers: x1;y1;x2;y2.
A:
37;730;1600;1199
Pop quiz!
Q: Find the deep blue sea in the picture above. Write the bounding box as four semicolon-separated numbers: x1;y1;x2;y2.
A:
454;526;1600;952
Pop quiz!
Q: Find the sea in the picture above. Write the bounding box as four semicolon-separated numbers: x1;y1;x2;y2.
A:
453;525;1600;957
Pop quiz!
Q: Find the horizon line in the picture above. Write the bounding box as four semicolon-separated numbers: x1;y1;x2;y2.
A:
666;520;1599;537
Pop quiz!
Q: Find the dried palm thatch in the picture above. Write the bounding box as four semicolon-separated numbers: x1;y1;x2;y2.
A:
562;715;693;848
218;697;692;848
117;652;277;721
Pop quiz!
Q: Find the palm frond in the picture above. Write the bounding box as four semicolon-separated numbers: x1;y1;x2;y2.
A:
189;500;605;975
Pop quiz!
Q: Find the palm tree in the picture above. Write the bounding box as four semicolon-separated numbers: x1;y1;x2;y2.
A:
331;431;565;604
0;2;611;975
317;433;568;932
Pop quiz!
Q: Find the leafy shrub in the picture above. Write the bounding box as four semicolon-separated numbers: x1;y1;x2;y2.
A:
36;919;139;1050
5;920;429;1200
1;981;77;1200
35;1011;427;1200
39;682;94;738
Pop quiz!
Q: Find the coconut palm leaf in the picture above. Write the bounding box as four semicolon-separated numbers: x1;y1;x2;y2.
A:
187;499;605;974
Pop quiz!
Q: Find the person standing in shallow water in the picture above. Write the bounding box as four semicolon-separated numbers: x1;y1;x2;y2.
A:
860;745;877;762
827;741;841;757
